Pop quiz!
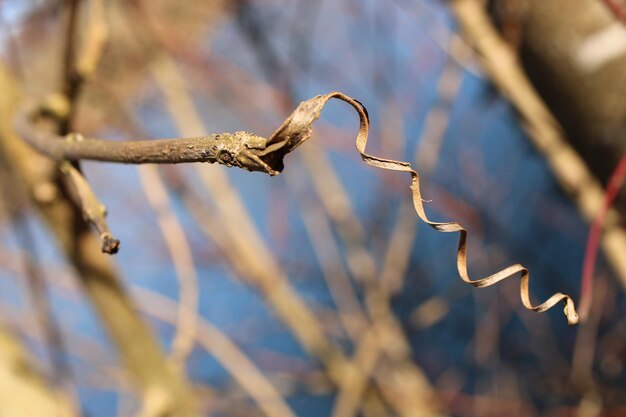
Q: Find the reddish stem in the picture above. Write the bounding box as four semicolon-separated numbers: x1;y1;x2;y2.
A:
579;152;626;320
602;0;626;24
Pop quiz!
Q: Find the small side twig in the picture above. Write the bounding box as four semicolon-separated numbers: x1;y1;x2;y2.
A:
60;0;81;135
59;158;119;254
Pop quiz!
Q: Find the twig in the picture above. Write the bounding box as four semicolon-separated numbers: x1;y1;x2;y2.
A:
14;221;75;387
77;0;109;78
0;159;76;400
60;159;119;254
133;286;298;417
137;164;198;367
60;0;81;135
288;172;369;341
579;152;626;319
13;106;281;174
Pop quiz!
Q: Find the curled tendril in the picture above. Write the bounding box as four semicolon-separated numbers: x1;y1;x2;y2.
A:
267;92;579;325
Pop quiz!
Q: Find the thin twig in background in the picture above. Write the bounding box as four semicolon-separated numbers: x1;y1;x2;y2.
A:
571;275;608;417
289;172;368;341
60;0;81;135
579;153;626;319
13;222;75;388
0;302;126;394
0;140;75;395
76;0;108;79
138;165;199;368
0;3;25;78
133;287;298;417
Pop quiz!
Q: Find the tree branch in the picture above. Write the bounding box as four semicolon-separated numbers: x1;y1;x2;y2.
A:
60;160;120;254
14;106;282;174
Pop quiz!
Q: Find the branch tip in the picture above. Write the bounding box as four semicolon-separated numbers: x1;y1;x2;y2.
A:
101;233;120;254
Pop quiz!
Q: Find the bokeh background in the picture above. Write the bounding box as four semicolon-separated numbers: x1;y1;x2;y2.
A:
0;1;625;416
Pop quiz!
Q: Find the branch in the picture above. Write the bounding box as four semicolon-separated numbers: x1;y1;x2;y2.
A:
60;159;120;254
14;106;282;174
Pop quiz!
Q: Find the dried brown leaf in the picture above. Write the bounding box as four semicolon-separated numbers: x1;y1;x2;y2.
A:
267;92;579;325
